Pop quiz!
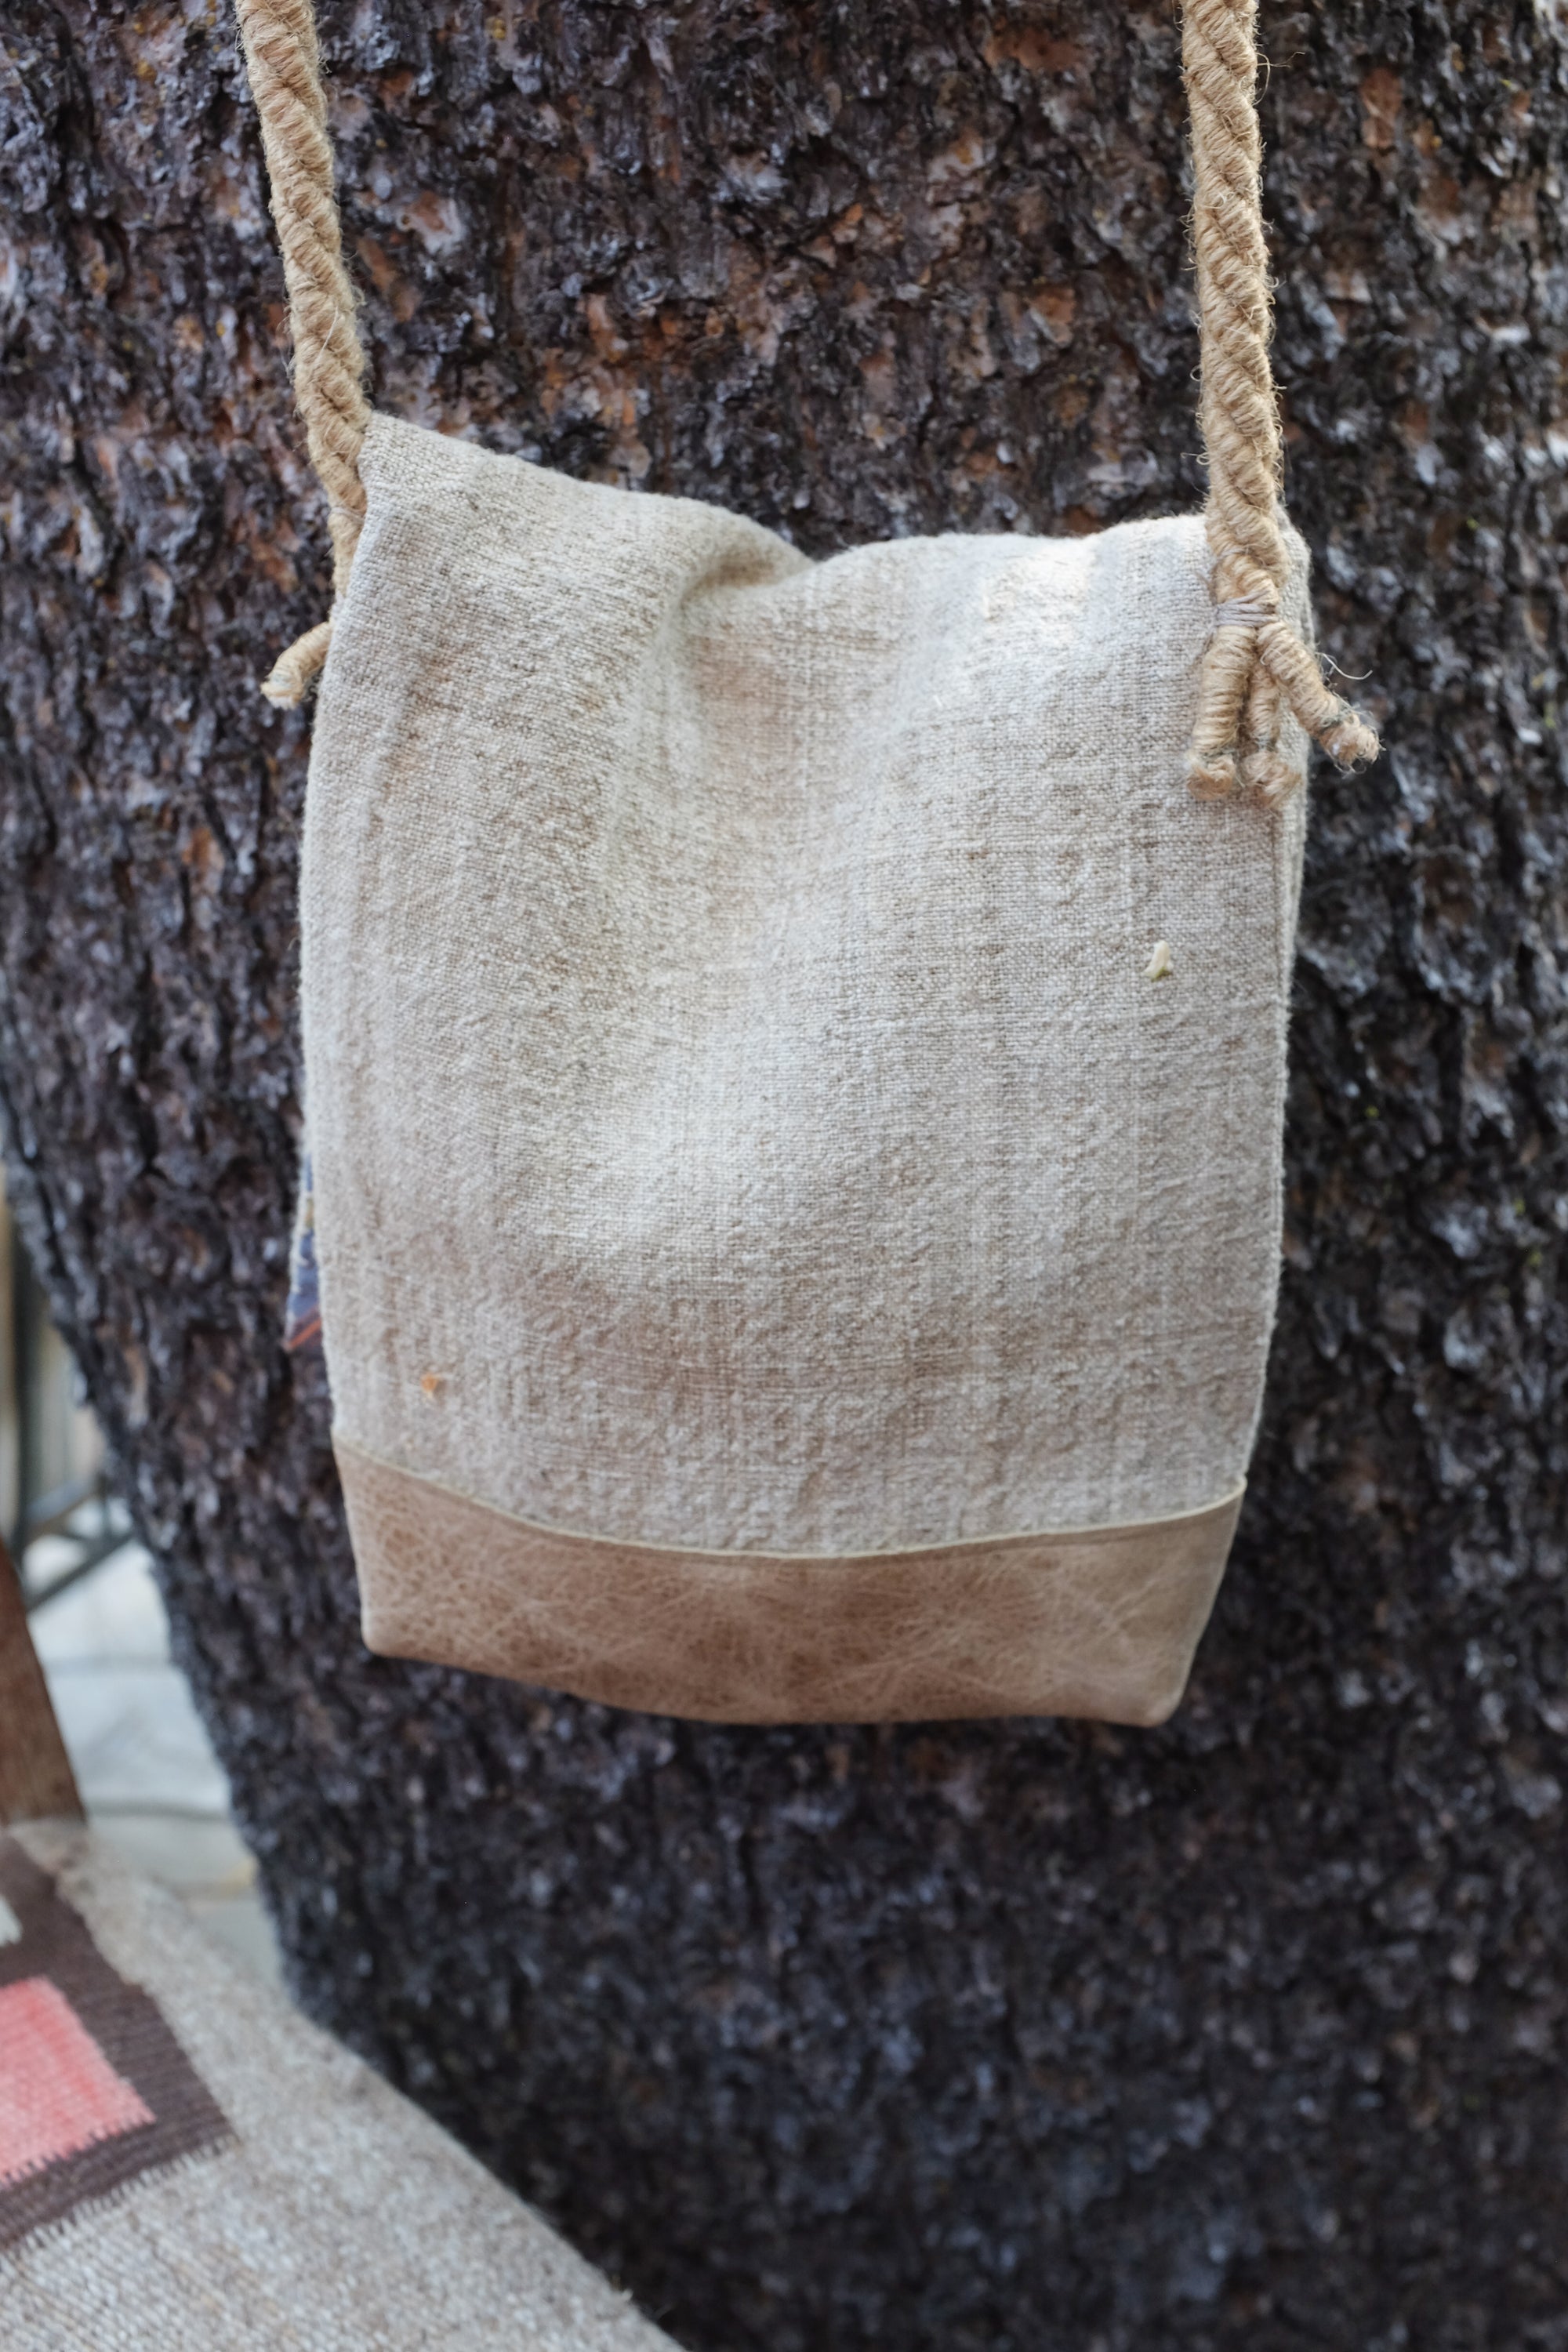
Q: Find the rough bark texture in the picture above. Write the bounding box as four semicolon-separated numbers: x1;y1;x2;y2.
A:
2;2;1566;2343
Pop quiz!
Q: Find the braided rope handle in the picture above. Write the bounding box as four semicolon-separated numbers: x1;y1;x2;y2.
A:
234;0;368;705
237;0;1379;796
1183;0;1378;800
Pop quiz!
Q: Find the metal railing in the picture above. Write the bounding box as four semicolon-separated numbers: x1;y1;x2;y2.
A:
2;1198;125;1613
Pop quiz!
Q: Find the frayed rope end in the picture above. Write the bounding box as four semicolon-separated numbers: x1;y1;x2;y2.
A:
260;618;334;709
1319;709;1381;771
1185;750;1239;801
1241;746;1307;811
1187;608;1381;805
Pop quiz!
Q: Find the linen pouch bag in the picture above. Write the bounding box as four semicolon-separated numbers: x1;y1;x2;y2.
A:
238;0;1377;1726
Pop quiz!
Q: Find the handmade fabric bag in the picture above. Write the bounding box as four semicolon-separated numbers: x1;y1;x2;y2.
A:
238;0;1376;1726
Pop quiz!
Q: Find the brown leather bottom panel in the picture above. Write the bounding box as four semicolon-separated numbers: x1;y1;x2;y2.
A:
336;1438;1243;1726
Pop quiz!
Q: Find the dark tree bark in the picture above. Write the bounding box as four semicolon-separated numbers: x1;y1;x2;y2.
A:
2;2;1566;2343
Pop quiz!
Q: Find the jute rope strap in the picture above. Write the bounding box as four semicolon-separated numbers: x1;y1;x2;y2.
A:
1182;0;1378;800
238;0;1378;797
234;0;369;706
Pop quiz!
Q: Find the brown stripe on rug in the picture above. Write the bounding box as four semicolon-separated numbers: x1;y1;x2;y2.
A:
0;1835;232;2250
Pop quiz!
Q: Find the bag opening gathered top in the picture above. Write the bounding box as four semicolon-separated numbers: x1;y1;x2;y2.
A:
238;0;1377;1726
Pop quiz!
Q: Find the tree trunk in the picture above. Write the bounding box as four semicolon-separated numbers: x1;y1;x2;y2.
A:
2;2;1566;2343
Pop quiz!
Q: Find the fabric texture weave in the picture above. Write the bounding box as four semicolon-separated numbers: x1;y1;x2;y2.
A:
299;415;1309;1722
1;1823;677;2350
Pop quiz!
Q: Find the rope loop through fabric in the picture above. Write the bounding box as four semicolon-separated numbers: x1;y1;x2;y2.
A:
236;0;1380;796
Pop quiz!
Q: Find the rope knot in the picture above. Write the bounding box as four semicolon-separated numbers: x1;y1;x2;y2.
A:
1209;596;1276;632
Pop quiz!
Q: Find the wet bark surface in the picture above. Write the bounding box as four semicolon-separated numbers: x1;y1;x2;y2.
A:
2;2;1566;2343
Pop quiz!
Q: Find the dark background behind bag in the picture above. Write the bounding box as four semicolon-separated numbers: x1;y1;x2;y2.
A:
0;2;1564;2345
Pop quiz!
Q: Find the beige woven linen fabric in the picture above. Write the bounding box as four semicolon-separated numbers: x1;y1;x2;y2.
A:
303;412;1308;1721
2;1821;675;2351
